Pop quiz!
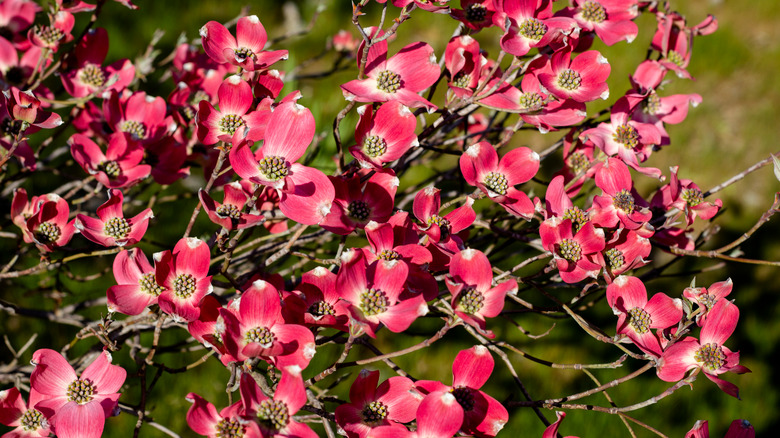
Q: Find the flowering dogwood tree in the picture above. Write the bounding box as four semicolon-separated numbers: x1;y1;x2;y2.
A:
1;0;774;437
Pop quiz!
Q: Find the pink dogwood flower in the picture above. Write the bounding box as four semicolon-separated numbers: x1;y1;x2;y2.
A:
103;90;173;144
185;393;253;438
29;349;126;438
650;165;721;226
658;299;750;398
350;101;418;169
239;368;317;438
75;189;153;247
460;141;539;219
336;249;428;338
537;47;611;103
198;181;266;231
341;29;440;111
494;0;579;57
0;386;51;437
416;346;509;437
606;275;682;357
320;169;398;235
590;157;652;230
69;132;151;188
447;248;517;338
196;75;270;145
155;237;213;322
451;0;497;32
580;97;662;177
335;369;420;438
540;217;605;283
106;247;164;315
60;28;135;98
229;101;335;225
683;278;732;326
200;15;287;71
219;279;315;369
558;0;638;46
25;194;76;253
289;267;350;331
28;10;74;52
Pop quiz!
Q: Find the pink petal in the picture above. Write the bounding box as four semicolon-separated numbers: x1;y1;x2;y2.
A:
452;345;494;389
606;275;647;311
499;147;539;186
645;293;682;329
217;75;252;116
279;164;335;225
107;284;155;315
173;237;210;278
657;338;699;382
228;140;262;181
201;21;236;64
53;400;106;438
416;392;464;438
380;295;428;334
185;393;220;435
460;141;498;186
701;299;738;346
262;102;315;163
376;376;419;423
81;350;126;395
235;15;268;52
30;349;76;396
450;248;493;291
240;280;283;328
385;42;439;92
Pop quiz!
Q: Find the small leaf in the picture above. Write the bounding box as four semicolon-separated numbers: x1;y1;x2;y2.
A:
771;154;780;182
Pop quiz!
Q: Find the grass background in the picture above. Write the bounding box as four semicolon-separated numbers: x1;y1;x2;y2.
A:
2;0;780;436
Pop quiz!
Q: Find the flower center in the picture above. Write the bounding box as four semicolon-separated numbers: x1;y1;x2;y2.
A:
244;326;275;348
99;160;121;179
173;273;196;299
427;214;450;228
457;287;485;315
643;92;661;115
120;120;146;140
234;47;256;62
361;400;388;425
605;248;625;270
34;25;64;46
557;69;582;91
613;124;639;149
681;188;703;207
20;407;46;432
377;249;401;261
613;189;635;213
215;417;245;438
79;63;106;88
452;72;471;89
465;3;487;22
483;171;509;196
258;156;289;181
256;399;289;432
698;293;717;310
360;288;389;316
216;204;242;220
218;114;246;136
362;135;387;158
308;300;336;317
581;1;607;23
557;239;582;262
562;206;589;233
451;387;475;411
694;343;726;371
35;222;61;243
519;18;547;41
567;151;589;174
67;378;96;404
139;272;164;297
2;118;30;137
667;50;685;67
103;217;131;239
347;200;371;221
628;307;651;334
518;92;544;110
376;70;402;94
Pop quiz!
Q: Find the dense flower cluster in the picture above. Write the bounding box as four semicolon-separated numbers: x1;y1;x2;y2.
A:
0;1;764;437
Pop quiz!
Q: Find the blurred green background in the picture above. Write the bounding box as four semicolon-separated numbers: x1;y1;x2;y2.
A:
2;0;779;437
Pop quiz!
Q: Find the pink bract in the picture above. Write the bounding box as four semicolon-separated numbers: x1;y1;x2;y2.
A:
29;349;126;438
